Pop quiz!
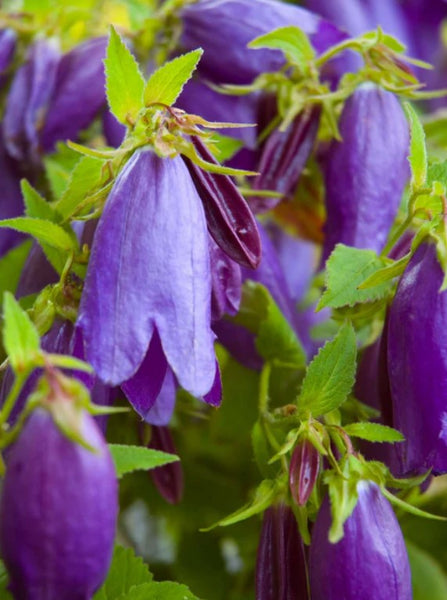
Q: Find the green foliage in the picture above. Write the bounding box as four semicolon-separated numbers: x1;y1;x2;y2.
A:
325;460;360;543
344;422;404;443
248;26;315;72
404;102;428;190
93;545;153;600
2;292;40;373
297;323;357;418
105;27;145;125
118;582;201;600
0;217;77;253
0;241;32;306
406;541;447;600
109;443;179;478
318;245;392;309
144;49;203;107
0;560;12;599
56;156;106;220
21;181;57;222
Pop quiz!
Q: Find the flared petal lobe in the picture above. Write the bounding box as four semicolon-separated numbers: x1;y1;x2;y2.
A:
0;408;118;599
78;151;216;397
388;241;447;475
309;481;412;600
322;84;409;262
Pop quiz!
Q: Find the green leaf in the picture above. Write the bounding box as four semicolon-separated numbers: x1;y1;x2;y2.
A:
298;323;357;418
248;26;315;71
344;422;404;443
0;241;32;303
109;443;179;478
406;540;447;600
144;49;203;107
358;254;409;289
116;582;200;600
318;245;392;310
0;217;77;253
44;143;81;199
3;292;40;372
202;479;277;531
56;156;106;220
105;26;145;125
234;281;306;368
404;102;427;190
93;545;153;600
21;180;57;222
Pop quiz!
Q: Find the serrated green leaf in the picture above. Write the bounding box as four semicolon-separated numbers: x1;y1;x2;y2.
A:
318;245;392;310
21;180;57;222
344;422;404;443
249;26;315;71
358;254;409;289
44;143;81;199
202;479;277;531
298;323;357;418
117;582;200;600
93;545;153;600
144;49;203;107
406;540;447;600
0;217;77;253
234;281;306;368
109;443;179;478
56;156;106;220
3;292;40;372
404;102;427;190
105;26;145;125
0;241;32;303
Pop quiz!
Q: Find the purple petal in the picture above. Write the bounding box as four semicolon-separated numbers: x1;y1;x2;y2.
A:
102;109;126;148
0;134;25;257
147;426;184;504
144;369;177;426
209;236;242;321
79;151;216;396
202;361;222;407
0;28;17;89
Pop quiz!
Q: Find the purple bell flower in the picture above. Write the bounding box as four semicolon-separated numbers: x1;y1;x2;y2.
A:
388;241;447;475
256;503;309;600
0;406;118;599
78;150;217;400
322;83;409;262
209;235;242;321
309;481;412;600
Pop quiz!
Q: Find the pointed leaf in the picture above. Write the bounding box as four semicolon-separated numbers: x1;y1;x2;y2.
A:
21;180;57;222
56;156;106;220
0;217;76;252
3;292;40;372
404;102;427;190
93;545;152;600
249;26;315;71
116;582;200;600
344;422;404;443
144;49;203;107
109;443;179;478
105;26;145;125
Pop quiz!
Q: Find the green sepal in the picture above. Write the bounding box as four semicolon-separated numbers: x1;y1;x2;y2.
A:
381;487;447;521
2;292;41;373
404;102;428;191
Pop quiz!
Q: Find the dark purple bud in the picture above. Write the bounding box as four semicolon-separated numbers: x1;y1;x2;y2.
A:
0;407;118;599
289;439;320;506
147;426;184;505
0;28;17;86
209;235;242;321
256;503;309;600
41;37;107;152
180;0;345;85
183;136;261;269
309;482;412;600
388;241;447;475
322;84;409;263
78;150;216;398
252;106;321;213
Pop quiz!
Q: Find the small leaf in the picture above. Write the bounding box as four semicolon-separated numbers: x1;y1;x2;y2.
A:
109;443;179;478
404;102;427;190
105;26;145;125
249;26;315;71
3;292;40;372
56;156;106;220
202;479;277;531
318;245;392;310
116;582;200;600
144;49;203;107
0;217;77;253
298;323;357;418
344;422;404;443
21;180;57;222
93;545;152;600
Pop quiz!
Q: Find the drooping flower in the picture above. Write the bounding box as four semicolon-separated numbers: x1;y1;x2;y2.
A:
322;83;409;262
388;240;447;475
0;404;118;599
309;481;412;600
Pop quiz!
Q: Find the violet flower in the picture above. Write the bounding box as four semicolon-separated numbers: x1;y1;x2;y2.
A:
0;28;17;88
256;504;308;600
78;150;217;400
0;132;25;257
388;241;447;475
322;83;409;263
309;481;412;600
0;407;118;599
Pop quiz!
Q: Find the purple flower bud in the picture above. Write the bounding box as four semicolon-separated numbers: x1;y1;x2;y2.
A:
0;407;118;599
180;0;345;85
41;38;107;152
209;235;242;321
388;241;447;475
289;439;320;506
147;426;184;505
309;481;412;600
256;504;308;600
322;84;409;262
252;105;321;213
0;28;17;86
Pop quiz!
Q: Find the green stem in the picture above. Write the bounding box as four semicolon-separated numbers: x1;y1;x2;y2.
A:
0;369;30;429
258;362;272;414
